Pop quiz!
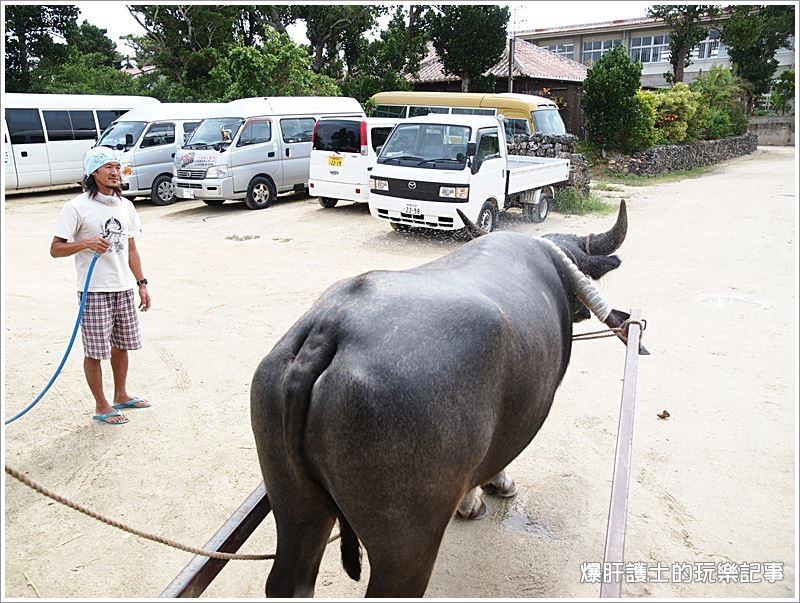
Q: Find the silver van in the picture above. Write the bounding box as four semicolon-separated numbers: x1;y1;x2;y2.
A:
95;103;222;205
172;97;365;209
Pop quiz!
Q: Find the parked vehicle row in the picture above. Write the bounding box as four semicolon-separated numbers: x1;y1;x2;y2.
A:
3;93;160;192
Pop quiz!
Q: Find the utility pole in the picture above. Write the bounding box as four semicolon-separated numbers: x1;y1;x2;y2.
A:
508;5;528;94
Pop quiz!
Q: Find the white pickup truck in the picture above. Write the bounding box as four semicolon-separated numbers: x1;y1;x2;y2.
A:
368;114;570;232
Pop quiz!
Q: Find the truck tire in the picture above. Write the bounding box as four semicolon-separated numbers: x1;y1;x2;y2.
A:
477;201;498;233
524;194;550;223
318;197;338;208
151;174;176;206
245;176;276;210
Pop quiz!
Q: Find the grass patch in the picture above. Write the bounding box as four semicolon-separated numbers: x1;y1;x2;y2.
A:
553;188;616;216
590;164;717;186
226;234;260;241
592;182;624;192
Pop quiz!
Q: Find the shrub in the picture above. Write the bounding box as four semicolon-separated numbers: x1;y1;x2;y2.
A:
689;66;749;138
626;90;659;152
651;83;701;143
553;187;615;215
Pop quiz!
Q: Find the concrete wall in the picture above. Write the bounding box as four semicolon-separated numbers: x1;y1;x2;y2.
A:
747;116;795;146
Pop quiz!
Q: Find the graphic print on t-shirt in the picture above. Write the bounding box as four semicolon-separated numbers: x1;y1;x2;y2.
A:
102;217;125;253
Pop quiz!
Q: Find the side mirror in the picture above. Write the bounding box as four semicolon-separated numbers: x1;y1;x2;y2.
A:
125;133;134;145
466;142;477;157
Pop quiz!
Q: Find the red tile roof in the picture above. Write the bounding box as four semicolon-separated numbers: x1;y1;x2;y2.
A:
408;39;587;84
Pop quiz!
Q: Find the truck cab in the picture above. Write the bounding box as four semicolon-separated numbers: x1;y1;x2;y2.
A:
367;114;570;233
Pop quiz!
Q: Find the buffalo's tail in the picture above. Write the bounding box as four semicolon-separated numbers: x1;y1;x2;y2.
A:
339;513;362;581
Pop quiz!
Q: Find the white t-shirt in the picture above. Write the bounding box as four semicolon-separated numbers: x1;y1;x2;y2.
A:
54;192;143;292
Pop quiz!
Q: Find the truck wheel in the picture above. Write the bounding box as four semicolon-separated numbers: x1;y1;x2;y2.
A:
202;199;225;206
477;201;497;233
318;197;338;208
390;222;411;232
245;176;276;210
525;195;550;223
151;174;176;206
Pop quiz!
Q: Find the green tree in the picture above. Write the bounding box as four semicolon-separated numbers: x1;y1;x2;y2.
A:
581;45;643;153
688;66;748;138
427;5;509;92
32;47;136;95
65;20;122;68
5;4;79;91
647;5;720;84
721;5;795;113
770;69;795;115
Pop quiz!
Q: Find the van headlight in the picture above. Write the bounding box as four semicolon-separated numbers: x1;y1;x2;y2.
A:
439;186;469;199
369;177;389;191
205;165;228;178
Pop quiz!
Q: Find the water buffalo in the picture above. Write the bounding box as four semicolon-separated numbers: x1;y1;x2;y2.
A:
251;201;632;596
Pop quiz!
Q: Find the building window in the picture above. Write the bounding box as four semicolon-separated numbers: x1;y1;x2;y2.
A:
629;34;671;64
582;39;622;64
542;43;575;60
691;29;727;60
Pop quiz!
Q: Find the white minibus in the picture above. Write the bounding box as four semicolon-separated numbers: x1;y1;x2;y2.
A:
173;96;365;209
95;103;222;205
3;93;160;193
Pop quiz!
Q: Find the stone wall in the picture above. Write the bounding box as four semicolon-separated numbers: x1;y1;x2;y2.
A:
747;116;794;146
507;133;590;195
606;133;758;176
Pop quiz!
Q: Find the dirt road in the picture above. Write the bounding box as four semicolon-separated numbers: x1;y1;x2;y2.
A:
3;146;796;598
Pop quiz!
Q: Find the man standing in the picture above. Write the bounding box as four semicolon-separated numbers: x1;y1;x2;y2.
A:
50;147;152;425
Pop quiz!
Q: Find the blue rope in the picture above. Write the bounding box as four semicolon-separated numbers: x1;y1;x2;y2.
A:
5;253;101;425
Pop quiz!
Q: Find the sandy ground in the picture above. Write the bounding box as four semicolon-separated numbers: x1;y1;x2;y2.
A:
2;146;797;599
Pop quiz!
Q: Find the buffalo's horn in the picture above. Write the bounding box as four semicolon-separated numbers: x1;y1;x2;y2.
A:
585;199;628;256
456;209;488;239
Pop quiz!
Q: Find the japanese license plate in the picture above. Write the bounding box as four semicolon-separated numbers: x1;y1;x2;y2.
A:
403;203;421;215
182;188;195;199
328;156;343;167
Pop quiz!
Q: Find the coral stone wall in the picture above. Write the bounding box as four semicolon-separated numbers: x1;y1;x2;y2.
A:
507;133;590;195
606;134;758;176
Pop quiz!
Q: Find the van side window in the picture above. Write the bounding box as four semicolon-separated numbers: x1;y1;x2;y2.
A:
141;123;176;148
409;106;449;118
97;110;128;132
373;105;406;118
237;120;272;146
370;127;392;151
280;118;315;143
452;107;496;116
6;108;45;144
504;118;530;139
70;111;98;140
43;111;73;141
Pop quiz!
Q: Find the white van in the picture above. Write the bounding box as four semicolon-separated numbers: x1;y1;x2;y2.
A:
308;117;398;208
172;97;365;209
3;93;160;193
95;103;222;205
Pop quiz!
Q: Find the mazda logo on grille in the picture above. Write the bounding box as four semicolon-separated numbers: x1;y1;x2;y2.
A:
408;181;417;190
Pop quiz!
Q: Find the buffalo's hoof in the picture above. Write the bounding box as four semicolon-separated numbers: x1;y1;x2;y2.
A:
481;478;517;498
457;499;487;520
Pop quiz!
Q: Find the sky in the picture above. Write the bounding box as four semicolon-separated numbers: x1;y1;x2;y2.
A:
73;1;655;58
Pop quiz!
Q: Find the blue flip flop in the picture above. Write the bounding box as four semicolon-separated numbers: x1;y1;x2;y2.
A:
93;411;129;425
113;397;151;410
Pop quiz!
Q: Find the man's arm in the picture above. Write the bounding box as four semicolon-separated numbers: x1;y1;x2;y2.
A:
50;236;109;257
128;237;151;311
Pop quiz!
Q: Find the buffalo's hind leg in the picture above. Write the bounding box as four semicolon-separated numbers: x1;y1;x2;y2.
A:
266;495;337;598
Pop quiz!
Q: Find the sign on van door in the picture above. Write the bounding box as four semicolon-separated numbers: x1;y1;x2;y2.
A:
5;108;51;189
279;117;316;189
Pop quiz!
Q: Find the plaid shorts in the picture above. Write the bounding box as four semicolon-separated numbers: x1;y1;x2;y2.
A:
78;290;142;360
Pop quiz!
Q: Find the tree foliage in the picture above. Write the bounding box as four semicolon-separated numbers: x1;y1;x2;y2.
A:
721;4;795;112
4;4;79;91
647;5;720;84
770;69;795;115
34;47;135;95
427;5;509;92
65;20;122;68
581;45;643;152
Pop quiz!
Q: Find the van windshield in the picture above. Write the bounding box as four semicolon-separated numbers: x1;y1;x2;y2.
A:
377;123;470;169
185;117;244;149
531;109;566;135
97;121;146;151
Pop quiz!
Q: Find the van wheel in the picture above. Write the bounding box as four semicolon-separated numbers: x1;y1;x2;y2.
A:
477;201;497;233
524;195;550;223
151;175;176;206
202;199;225;206
245;177;276;210
319;197;338;208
